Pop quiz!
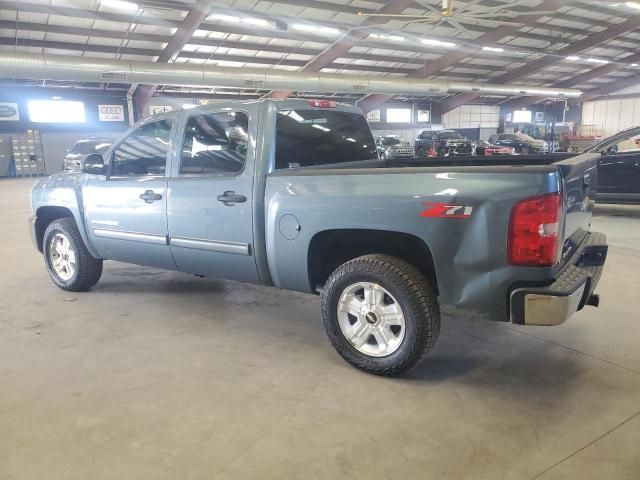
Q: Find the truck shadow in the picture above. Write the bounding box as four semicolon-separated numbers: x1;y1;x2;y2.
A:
404;317;589;396
594;204;640;218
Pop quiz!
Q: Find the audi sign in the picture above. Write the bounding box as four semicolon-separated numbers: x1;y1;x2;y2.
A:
98;104;125;122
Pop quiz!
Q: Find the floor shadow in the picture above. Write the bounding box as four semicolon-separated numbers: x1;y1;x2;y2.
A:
594;203;640;218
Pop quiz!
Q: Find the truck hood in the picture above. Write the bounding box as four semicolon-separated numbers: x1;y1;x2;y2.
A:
34;171;86;191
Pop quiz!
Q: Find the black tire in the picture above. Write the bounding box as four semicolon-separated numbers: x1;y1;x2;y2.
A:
438;148;447;157
416;147;424;158
521;146;530;155
43;217;103;292
321;254;440;376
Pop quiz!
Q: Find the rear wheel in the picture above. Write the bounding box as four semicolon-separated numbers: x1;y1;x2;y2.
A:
43;218;103;292
321;254;440;376
416;147;425;158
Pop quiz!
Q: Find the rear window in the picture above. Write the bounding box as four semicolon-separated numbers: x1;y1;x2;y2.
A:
275;110;377;169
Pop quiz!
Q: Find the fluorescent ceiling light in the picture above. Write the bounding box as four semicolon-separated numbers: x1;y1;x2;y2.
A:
566;55;580;61
482;46;504;53
587;57;608;64
632;63;639;67
101;0;138;11
421;38;456;48
370;33;405;42
182;104;197;109
626;2;640;9
292;24;340;35
311;124;330;132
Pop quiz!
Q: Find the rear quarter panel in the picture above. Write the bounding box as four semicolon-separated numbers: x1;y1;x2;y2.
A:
265;166;562;322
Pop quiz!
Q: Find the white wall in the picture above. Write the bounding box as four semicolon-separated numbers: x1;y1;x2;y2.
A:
582;98;640;150
443;105;500;129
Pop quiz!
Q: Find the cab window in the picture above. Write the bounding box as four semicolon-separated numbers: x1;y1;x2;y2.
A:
180;112;248;175
111;120;172;176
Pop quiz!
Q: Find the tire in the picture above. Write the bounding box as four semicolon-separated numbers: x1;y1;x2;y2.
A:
521;146;530;155
43;217;103;292
438;148;448;157
321;254;440;376
416;147;424;158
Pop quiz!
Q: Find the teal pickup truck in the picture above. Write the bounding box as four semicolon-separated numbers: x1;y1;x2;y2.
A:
30;99;607;376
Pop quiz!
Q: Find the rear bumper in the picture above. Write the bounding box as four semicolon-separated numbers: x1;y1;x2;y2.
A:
510;231;607;326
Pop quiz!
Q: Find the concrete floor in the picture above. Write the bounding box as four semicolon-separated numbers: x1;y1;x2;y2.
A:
1;178;639;480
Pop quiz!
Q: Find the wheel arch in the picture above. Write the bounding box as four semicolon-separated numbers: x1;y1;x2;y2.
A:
307;229;438;295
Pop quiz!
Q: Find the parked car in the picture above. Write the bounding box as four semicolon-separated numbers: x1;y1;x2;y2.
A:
375;135;414;160
63;138;112;171
488;133;548;154
473;140;515;156
415;130;473;157
583;126;640;204
30;99;607;376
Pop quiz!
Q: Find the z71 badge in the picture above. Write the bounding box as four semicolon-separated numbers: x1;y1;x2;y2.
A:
420;202;474;218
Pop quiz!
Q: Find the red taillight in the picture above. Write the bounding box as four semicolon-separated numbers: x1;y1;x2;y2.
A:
508;192;562;267
307;99;336;108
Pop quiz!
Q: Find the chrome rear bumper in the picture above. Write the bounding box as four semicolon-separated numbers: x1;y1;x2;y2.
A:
510;232;607;326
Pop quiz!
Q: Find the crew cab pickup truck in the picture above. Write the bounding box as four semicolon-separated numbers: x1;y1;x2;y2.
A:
30;99;608;376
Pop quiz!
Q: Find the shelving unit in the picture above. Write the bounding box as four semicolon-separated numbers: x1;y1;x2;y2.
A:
10;130;47;177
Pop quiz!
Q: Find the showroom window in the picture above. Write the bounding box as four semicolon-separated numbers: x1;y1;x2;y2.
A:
111;119;172;177
275;110;377;169
386;108;411;123
180;112;249;175
27;100;86;123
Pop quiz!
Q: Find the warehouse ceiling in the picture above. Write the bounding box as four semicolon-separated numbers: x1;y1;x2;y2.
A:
0;0;639;110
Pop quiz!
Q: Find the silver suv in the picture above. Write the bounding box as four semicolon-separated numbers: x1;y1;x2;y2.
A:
63;138;112;172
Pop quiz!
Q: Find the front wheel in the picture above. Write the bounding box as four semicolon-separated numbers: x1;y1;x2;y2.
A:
321;254;440;376
43;217;103;292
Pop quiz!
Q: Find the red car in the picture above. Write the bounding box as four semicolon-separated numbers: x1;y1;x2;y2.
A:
473;140;516;156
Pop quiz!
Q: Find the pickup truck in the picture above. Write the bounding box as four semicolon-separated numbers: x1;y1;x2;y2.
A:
30;99;608;376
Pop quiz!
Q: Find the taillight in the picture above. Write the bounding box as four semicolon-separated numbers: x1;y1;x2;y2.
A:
308;99;336;108
508;192;562;267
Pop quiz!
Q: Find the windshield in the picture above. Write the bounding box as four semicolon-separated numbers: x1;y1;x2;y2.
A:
275;109;377;169
517;133;537;142
381;137;402;146
439;131;464;140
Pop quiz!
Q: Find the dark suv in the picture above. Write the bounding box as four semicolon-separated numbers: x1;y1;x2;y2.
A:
415;130;473;157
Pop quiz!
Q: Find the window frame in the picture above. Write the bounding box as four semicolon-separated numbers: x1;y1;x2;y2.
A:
177;109;251;178
107;117;175;179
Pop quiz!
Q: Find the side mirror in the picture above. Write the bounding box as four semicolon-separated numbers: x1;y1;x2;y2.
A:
83;153;106;175
606;145;618;156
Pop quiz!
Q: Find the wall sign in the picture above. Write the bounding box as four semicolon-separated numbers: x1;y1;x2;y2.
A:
535;111;544;123
0;103;19;121
417;110;430;122
366;109;380;122
149;105;173;115
98;104;125;122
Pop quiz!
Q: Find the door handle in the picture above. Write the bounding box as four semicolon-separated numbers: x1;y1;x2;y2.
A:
139;190;163;204
217;191;247;206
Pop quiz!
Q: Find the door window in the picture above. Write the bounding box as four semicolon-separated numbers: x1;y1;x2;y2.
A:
111;119;172;176
180;112;249;174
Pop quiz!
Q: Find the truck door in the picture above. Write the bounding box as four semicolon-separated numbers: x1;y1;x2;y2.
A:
166;110;259;283
597;133;640;201
83;118;176;270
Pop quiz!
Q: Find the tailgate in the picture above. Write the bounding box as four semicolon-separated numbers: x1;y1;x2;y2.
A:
556;152;601;263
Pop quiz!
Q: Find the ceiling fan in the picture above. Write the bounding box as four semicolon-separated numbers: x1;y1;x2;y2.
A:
357;0;557;36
